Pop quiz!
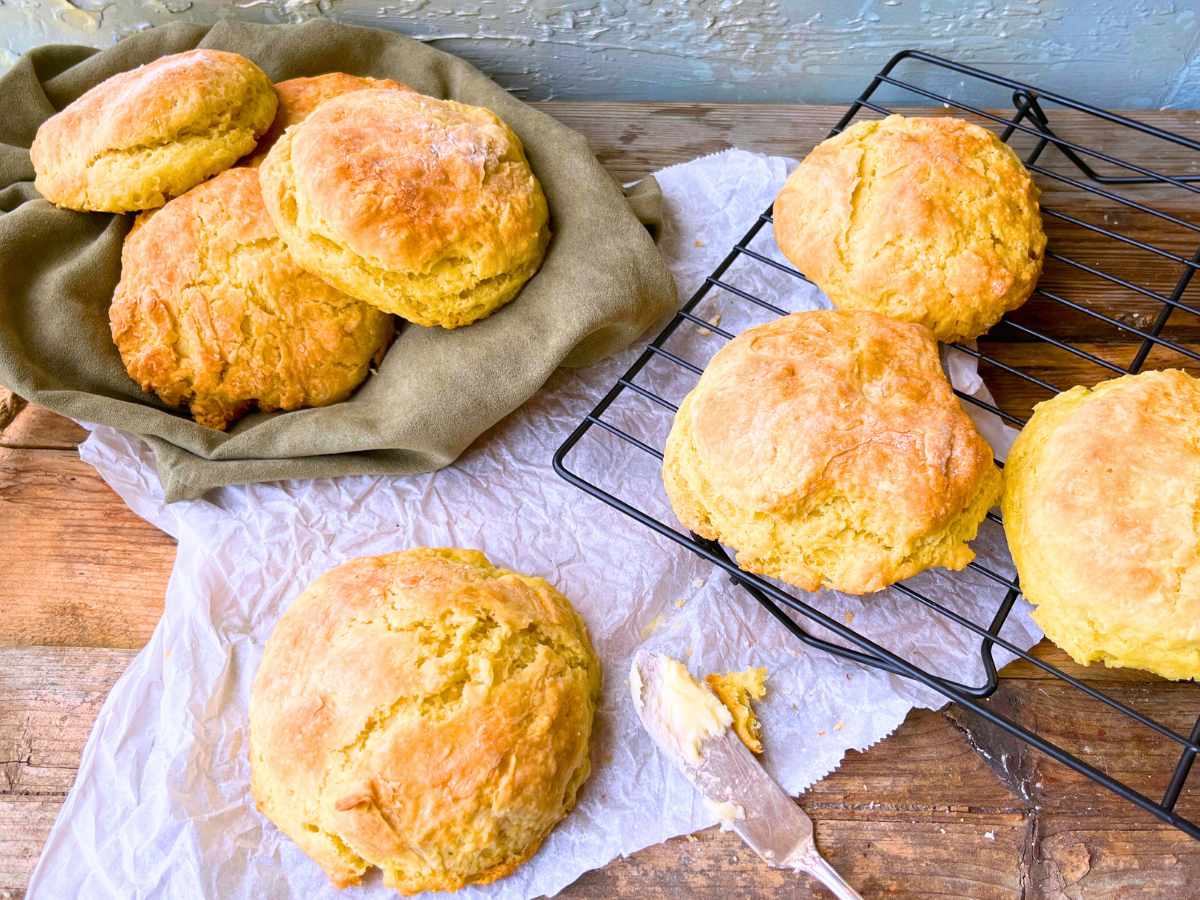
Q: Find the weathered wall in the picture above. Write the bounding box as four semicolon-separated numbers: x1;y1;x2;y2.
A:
1;1;1197;107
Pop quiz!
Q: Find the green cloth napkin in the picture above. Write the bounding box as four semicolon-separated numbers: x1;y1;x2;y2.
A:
0;20;676;501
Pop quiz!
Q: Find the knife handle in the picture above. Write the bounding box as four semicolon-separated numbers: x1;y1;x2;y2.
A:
793;849;862;900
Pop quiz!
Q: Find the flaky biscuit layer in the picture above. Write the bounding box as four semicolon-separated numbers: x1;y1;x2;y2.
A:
110;167;392;430
259;90;550;329
1004;370;1200;680
249;548;601;893
32;49;276;212
663;310;1000;595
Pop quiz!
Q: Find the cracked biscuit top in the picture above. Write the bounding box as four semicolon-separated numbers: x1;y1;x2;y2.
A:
242;72;415;167
249;548;602;894
31;48;277;212
662;310;1001;595
773;114;1045;343
258;89;551;329
109;167;393;430
1003;370;1200;680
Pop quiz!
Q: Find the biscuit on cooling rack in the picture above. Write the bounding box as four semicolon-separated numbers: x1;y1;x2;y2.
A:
110;167;393;430
773;114;1045;343
662;309;1001;595
1004;369;1200;681
249;548;601;893
259;89;550;329
31;49;276;212
242;72;415;166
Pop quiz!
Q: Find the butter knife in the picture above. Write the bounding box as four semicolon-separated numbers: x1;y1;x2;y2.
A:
630;651;862;900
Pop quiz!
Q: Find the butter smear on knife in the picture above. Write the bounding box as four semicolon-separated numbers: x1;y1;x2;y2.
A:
631;656;732;764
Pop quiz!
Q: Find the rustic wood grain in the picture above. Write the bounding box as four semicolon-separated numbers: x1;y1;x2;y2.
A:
3;101;1200;899
0;450;173;650
0;389;24;436
0;404;84;451
0;647;134;796
0;798;61;900
1029;816;1200;899
541;103;1200;187
0;647;135;899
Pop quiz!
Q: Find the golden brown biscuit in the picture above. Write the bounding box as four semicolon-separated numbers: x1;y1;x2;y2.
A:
1003;370;1200;680
259;90;550;329
110;167;393;430
662;310;1001;595
706;667;768;754
773;115;1045;342
249;548;602;893
31;49;276;212
243;73;414;166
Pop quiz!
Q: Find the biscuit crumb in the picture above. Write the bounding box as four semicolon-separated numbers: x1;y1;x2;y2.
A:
674;598;687;609
844;611;855;625
694;238;705;247
833;720;845;731
817;729;827;736
706;667;768;754
640;614;664;639
697;313;722;337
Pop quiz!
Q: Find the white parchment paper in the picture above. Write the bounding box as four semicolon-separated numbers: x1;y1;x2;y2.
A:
27;149;1042;900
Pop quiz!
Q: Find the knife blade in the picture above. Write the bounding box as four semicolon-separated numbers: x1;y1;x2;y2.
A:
630;650;861;900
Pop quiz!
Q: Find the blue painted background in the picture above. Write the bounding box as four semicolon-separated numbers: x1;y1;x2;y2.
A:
1;1;1197;107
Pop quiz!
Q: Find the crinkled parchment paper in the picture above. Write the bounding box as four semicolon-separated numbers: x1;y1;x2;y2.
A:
27;149;1042;900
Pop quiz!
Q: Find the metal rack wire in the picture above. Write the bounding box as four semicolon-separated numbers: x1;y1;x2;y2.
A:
554;50;1200;838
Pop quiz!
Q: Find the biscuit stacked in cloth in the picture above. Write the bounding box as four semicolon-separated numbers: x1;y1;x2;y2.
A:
30;43;612;892
258;89;551;329
32;54;551;430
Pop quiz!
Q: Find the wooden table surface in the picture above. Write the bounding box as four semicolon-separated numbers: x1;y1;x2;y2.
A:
3;102;1200;900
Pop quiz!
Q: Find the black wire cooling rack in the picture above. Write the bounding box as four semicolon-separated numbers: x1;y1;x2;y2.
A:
553;50;1200;838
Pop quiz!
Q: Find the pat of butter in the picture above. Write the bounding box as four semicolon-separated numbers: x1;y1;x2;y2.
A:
655;657;733;764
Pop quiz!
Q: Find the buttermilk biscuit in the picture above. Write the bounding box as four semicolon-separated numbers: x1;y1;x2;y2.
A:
706;667;768;754
249;548;602;893
1003;370;1200;680
662;310;1000;595
259;90;550;329
773;115;1045;342
110;167;393;430
31;49;276;212
243;72;414;166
